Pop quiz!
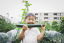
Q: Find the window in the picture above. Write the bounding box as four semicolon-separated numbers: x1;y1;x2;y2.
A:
44;17;48;19
35;13;38;15
60;13;61;16
44;13;48;16
36;17;38;20
54;17;57;19
54;17;59;20
44;21;48;23
54;13;57;15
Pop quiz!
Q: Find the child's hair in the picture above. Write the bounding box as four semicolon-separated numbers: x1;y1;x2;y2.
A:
25;13;36;19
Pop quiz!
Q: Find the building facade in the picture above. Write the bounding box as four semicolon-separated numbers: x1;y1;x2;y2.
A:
34;12;64;24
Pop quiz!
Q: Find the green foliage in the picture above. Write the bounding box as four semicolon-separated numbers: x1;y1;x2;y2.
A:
60;17;64;34
38;20;64;43
51;21;60;31
45;22;51;30
20;0;32;24
39;21;51;32
0;18;15;32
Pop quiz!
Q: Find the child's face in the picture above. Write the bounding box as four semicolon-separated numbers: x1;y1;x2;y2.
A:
25;16;36;24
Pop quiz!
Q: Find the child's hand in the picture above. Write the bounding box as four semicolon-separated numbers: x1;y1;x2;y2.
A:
41;25;45;31
22;25;28;31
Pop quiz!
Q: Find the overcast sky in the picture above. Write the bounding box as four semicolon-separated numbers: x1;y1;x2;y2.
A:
0;0;64;23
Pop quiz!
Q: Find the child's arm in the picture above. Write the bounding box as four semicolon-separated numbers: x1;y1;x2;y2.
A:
18;25;28;40
37;26;45;41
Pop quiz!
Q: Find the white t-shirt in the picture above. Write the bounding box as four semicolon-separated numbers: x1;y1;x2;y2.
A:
20;27;40;43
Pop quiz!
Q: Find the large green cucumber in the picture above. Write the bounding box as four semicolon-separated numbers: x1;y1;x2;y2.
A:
16;24;45;28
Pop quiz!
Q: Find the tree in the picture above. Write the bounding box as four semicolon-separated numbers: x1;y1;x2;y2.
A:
45;22;51;30
51;21;60;31
60;17;64;34
0;18;15;32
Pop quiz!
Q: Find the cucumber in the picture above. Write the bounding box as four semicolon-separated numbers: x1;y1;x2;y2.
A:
16;24;45;28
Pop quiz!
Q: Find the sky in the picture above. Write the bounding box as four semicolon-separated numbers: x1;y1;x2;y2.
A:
0;0;64;23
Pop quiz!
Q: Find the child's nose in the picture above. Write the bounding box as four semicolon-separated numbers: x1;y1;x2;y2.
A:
30;20;32;22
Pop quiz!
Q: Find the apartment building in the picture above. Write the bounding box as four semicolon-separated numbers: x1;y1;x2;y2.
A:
34;12;64;24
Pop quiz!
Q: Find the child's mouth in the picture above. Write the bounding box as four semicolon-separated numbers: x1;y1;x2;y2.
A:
28;22;34;24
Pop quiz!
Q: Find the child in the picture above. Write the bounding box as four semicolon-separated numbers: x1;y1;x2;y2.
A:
18;13;45;43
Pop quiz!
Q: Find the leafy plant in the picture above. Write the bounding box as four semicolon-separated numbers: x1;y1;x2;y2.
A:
20;0;32;24
51;21;60;31
45;22;51;30
60;17;64;34
0;18;15;32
